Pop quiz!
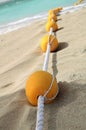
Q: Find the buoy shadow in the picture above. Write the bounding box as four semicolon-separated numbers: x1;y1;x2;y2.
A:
56;81;79;105
56;42;69;52
45;81;85;130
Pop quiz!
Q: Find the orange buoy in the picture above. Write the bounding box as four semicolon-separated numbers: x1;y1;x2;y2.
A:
26;70;59;106
40;34;58;52
48;7;63;16
48;13;57;22
45;20;58;32
48;9;55;15
53;8;59;14
58;7;63;11
53;7;63;14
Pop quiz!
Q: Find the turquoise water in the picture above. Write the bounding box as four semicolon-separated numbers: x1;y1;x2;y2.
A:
0;0;77;25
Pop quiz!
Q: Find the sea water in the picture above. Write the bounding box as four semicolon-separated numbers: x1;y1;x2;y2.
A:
0;0;86;34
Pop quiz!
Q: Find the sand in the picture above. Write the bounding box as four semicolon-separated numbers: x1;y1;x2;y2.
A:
0;7;86;130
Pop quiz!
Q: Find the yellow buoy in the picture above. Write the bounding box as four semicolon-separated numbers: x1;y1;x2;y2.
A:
48;9;55;15
53;8;59;14
26;71;59;106
48;13;57;22
45;20;58;32
40;34;58;52
53;7;63;14
58;7;63;11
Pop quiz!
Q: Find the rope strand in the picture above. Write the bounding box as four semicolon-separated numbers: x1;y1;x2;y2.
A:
36;96;44;130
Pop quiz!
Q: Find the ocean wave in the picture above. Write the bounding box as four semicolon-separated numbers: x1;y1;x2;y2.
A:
0;13;47;34
0;0;11;4
0;0;33;4
0;3;86;35
60;2;86;14
0;0;28;5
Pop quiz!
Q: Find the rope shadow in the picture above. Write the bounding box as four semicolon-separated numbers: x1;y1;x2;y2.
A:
57;18;62;21
52;52;58;77
54;18;62;22
1;82;13;88
57;27;64;31
53;27;64;33
45;81;85;130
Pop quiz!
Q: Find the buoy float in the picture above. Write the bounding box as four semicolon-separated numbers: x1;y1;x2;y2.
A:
53;8;59;14
40;34;58;52
53;7;63;14
48;13;57;22
26;70;59;106
48;7;63;16
48;10;55;15
45;20;58;32
58;7;63;11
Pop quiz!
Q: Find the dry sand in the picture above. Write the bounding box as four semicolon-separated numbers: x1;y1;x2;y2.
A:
0;7;86;130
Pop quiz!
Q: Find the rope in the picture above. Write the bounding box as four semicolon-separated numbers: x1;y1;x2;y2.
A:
36;27;59;130
42;43;50;71
43;28;53;71
36;75;58;130
44;71;59;102
35;96;44;130
43;27;58;101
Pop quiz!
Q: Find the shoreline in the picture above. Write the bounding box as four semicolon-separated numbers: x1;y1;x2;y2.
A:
0;2;86;35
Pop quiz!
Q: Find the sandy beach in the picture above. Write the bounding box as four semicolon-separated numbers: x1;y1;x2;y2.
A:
0;7;86;130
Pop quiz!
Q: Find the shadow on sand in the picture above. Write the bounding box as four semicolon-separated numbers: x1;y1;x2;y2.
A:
45;81;85;130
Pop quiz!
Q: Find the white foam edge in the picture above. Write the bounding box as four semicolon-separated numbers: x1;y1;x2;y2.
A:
0;2;86;35
0;0;11;4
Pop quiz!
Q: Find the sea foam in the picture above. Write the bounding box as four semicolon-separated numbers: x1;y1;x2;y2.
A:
0;0;11;4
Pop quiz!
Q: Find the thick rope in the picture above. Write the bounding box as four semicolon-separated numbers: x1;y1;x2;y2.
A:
43;27;58;101
35;96;44;130
42;28;53;71
42;43;50;71
36;27;58;130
